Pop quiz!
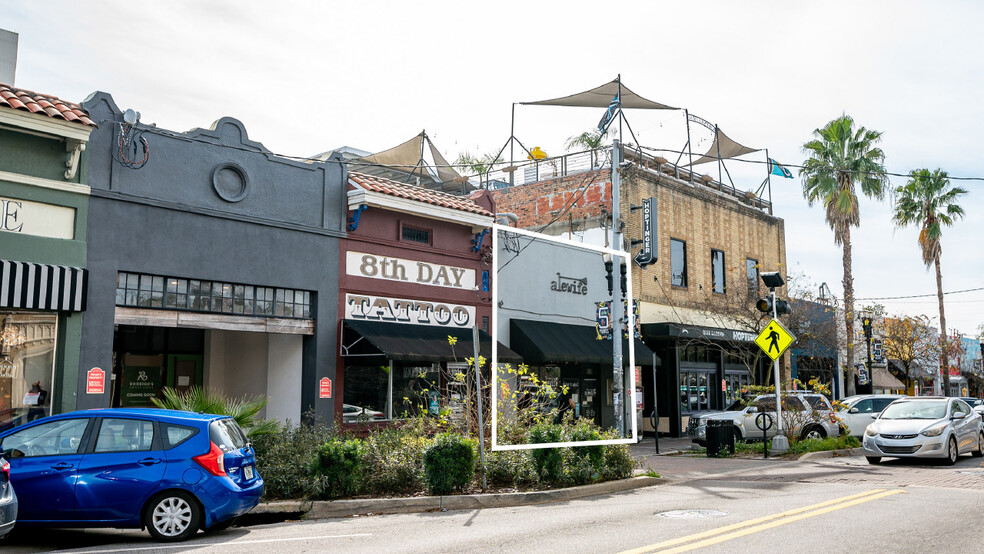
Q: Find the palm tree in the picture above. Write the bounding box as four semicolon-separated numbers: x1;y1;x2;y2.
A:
565;130;610;167
454;151;499;189
800;115;889;396
892;168;967;395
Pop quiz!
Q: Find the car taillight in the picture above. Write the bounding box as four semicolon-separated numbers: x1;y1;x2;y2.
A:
1;459;9;481
828;413;839;423
193;442;226;476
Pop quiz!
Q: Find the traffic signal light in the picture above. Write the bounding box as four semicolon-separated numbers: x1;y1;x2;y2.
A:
756;296;791;315
861;316;873;339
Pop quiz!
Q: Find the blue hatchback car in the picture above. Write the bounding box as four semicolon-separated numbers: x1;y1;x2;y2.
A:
0;408;263;541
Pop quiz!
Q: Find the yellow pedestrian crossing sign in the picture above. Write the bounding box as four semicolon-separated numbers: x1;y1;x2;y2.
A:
755;318;796;361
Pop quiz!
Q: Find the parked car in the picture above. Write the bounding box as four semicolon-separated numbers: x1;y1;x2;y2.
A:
342;404;386;423
0;408;263;542
957;397;982;407
836;394;906;437
687;392;839;445
0;449;15;539
862;397;984;465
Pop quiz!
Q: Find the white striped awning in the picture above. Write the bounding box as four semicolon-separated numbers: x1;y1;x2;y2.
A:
0;260;87;312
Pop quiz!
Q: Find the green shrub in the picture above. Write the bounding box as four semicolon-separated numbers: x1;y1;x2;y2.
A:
310;438;364;499
423;433;476;495
361;426;429;495
485;449;535;488
600;443;636;481
569;420;604;471
527;423;564;484
252;418;335;500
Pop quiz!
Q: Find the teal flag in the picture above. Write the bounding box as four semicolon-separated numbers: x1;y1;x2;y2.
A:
769;158;793;178
597;93;620;134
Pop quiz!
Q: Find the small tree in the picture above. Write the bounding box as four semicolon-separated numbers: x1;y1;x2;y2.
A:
880;315;937;392
152;386;279;438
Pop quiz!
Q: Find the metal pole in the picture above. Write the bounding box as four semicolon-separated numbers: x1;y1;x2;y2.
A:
771;287;787;452
685;110;694;184
652;354;659;454
472;325;487;492
765;149;773;216
612;139;625;437
509;103;515;187
867;332;873;395
715;125;723;184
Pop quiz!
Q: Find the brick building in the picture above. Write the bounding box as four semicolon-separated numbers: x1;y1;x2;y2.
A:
492;148;787;437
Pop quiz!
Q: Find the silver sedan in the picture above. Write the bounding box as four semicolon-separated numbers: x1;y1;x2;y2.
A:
862;397;984;465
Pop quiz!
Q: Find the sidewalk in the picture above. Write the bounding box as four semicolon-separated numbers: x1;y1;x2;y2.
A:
630;436;788;481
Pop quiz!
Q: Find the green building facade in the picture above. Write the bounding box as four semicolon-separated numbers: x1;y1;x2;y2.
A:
0;84;93;427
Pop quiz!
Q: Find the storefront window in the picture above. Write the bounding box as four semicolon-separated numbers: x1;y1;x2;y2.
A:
0;312;57;430
342;365;389;422
392;364;439;418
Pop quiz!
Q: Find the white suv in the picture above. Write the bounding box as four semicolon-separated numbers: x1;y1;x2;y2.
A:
687;393;839;445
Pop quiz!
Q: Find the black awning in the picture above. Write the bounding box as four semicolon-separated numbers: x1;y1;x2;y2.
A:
510;319;657;366
341;320;523;364
0;259;87;312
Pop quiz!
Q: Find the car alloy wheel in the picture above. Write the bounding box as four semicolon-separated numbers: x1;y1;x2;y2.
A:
945;437;958;466
973;433;984;458
145;491;202;541
801;426;825;441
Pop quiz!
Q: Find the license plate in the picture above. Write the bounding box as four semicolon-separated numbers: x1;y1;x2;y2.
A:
243;465;254;480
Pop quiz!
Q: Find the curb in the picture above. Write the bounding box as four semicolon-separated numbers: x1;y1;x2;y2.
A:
797;447;864;461
250;476;664;520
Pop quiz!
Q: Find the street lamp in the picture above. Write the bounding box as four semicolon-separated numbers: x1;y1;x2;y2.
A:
860;311;873;395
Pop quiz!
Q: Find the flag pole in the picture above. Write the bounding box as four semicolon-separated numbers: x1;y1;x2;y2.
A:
617;74;623;144
765;149;773;215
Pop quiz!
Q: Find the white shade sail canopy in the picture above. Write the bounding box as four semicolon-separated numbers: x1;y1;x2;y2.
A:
521;78;677;110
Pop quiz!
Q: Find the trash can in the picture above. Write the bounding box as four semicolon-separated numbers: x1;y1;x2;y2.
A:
706;419;735;457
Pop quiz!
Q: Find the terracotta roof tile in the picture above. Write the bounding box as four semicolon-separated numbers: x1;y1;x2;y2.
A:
349;172;493;217
0;84;96;127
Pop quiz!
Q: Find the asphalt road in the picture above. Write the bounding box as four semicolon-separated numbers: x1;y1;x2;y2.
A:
4;453;984;553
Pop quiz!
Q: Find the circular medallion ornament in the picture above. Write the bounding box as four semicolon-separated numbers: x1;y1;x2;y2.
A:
211;162;250;202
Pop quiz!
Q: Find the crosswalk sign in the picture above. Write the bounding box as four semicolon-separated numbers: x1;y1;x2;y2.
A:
755;318;795;361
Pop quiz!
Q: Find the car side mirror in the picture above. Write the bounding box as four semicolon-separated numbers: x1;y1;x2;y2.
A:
848;407;859;414
952;412;966;420
870;414;878;419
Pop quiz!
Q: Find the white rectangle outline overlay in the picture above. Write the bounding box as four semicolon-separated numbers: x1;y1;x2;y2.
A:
491;222;637;451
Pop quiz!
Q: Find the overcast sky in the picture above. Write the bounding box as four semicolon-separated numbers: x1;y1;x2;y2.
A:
5;0;983;337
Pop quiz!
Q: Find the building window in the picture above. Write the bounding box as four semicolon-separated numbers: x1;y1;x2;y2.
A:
116;272;312;319
746;258;759;295
711;249;725;294
401;225;431;244
0;312;58;430
670;238;687;288
343;363;440;421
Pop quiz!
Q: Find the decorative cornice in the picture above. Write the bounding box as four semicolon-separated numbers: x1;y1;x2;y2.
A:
0;170;90;195
0;108;92;143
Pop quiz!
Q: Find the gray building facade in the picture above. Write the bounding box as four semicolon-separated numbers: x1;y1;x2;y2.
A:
78;92;346;422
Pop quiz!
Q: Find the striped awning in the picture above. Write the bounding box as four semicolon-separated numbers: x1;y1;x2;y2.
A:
0;260;87;312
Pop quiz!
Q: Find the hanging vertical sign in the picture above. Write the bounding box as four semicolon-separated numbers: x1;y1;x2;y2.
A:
634;197;657;268
595;300;641;340
319;377;332;399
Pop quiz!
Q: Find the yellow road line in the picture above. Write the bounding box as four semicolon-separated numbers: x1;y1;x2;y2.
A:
620;489;902;554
